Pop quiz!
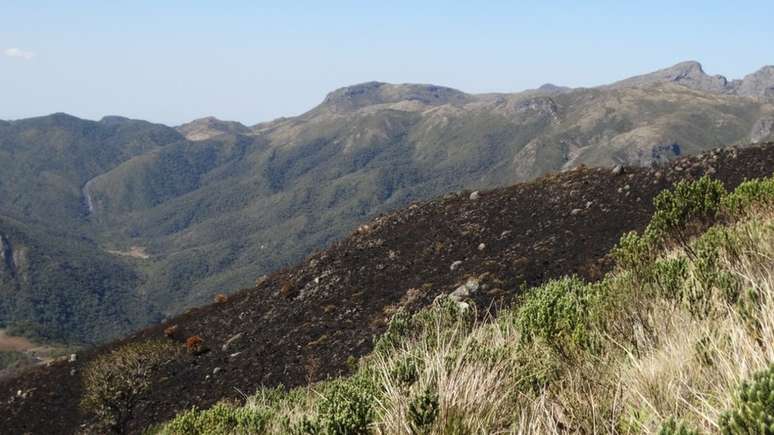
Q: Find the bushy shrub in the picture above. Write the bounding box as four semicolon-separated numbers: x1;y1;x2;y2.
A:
162;402;271;435
407;386;439;434
719;364;774;434
722;177;774;217
651;257;689;300
313;374;380;434
612;230;659;275
689;227;740;315
185;335;205;354
373;296;473;356
658;417;699;435
516;276;599;355
373;309;412;355
649;176;726;244
81;340;181;434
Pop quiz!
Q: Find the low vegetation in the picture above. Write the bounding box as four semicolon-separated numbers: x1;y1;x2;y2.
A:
81;340;182;434
147;175;774;433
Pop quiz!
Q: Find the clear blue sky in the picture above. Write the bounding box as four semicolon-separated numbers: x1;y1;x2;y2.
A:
1;1;772;125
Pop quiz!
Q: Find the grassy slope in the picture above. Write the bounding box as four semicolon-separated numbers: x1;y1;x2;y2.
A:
152;175;774;434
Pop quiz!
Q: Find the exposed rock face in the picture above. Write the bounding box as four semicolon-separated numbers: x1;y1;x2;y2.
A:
610;61;729;93
734;66;774;98
610;61;774;98
752;117;774;143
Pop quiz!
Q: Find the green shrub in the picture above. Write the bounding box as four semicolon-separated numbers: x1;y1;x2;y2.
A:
81;340;181;434
314;373;380;434
651;257;689;300
516;276;599;355
408;386;439;434
722;177;774;217
658;417;700;435
161;402;271;435
391;355;420;386
373;309;412;355
719;364;774;434
689;227;740;314
374;296;473;356
649;176;726;244
612;230;660;277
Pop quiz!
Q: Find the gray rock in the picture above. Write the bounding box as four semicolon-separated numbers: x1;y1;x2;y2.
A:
222;333;244;352
477;243;486;251
570;208;582;216
450;277;480;301
68;354;77;363
450;260;463;271
612;165;623;175
751;117;774;143
213;367;222;375
469;191;480;200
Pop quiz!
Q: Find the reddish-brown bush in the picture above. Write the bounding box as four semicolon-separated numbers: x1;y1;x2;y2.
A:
185;336;204;354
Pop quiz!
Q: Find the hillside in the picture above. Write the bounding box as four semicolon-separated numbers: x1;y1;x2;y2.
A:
1;62;774;345
2;143;774;434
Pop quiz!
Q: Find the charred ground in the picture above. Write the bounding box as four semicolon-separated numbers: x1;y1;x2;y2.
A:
2;143;774;434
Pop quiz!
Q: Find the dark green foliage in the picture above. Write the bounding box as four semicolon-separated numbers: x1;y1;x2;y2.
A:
162;403;271;435
612;230;659;276
516;276;599;354
690;227;740;312
649;176;726;244
391;355;420;386
658;417;700;435
373;309;412;355
720;364;774;434
408;386;439;434
651;257;689;299
312;374;380;435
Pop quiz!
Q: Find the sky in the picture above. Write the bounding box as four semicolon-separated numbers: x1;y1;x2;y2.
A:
1;1;773;126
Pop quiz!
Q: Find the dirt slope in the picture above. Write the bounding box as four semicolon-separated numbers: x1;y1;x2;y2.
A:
2;143;774;434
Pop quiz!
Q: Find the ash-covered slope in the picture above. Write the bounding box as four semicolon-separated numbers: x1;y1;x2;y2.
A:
3;143;774;434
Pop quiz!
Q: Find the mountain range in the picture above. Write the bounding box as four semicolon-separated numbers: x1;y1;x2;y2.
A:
1;61;773;344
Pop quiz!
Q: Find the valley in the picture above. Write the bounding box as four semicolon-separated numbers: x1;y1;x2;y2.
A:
0;62;773;348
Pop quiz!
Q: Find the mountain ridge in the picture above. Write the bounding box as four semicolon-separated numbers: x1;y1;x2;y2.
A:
1;61;774;346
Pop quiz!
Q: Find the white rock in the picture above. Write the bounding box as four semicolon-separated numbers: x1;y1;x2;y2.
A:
469;191;480;200
477;243;486;251
450;260;463;271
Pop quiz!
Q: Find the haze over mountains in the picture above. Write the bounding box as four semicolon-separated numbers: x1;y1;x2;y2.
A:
1;61;773;344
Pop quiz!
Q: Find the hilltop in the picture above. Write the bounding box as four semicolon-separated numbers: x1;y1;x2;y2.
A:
2;142;774;434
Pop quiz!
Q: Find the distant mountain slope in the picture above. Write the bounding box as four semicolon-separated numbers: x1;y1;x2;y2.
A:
3;143;774;434
1;62;774;344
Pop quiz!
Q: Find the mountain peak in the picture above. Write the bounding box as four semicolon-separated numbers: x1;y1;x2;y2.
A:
609;60;729;93
736;65;774;97
318;82;471;113
177;116;251;141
